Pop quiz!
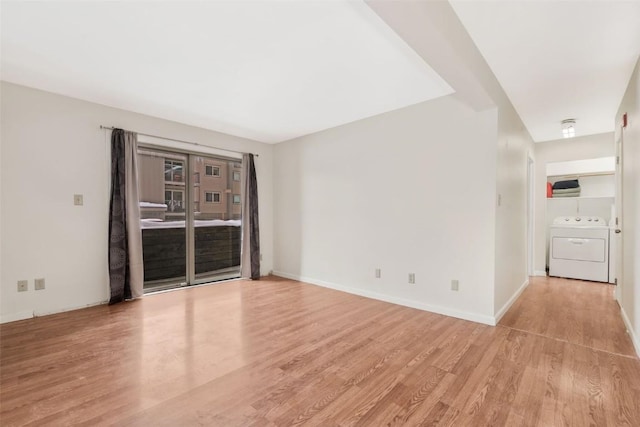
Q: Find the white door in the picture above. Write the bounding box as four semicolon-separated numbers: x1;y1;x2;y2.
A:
614;131;623;301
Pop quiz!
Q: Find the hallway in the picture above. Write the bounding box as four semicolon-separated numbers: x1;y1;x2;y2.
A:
500;276;637;357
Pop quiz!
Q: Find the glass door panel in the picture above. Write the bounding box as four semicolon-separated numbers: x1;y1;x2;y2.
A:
138;149;188;292
191;154;242;283
137;147;242;292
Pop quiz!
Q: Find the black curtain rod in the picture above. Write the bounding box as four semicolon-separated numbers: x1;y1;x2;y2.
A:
100;125;259;157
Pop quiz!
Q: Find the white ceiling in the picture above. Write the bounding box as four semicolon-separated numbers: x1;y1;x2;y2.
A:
450;0;640;142
3;1;639;144
0;1;453;143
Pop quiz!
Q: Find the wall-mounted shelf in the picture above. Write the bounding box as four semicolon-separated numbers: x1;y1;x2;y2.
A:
546;171;614;179
546;157;615;177
548;195;614;200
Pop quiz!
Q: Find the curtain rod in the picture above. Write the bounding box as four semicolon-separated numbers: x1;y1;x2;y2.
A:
100;125;259;157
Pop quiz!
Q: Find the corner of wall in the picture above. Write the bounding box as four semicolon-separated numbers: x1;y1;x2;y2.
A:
620;305;640;358
273;271;497;326
493;278;529;325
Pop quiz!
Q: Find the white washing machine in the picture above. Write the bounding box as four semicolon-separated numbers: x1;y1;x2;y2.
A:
549;216;609;282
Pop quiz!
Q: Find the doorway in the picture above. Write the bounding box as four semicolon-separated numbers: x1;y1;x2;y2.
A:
137;147;243;292
614;132;623;301
527;155;534;277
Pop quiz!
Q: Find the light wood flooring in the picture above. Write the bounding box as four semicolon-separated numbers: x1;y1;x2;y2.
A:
1;275;639;426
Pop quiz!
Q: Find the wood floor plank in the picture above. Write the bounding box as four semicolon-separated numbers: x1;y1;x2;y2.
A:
1;275;639;426
500;276;636;357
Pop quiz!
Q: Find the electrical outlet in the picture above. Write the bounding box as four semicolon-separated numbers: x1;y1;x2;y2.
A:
375;268;381;278
35;278;46;291
451;279;459;291
408;273;415;284
74;194;83;206
17;280;28;292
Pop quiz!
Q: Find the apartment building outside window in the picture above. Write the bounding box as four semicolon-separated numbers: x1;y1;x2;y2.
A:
205;191;221;203
205;165;220;177
164;159;183;182
165;190;184;212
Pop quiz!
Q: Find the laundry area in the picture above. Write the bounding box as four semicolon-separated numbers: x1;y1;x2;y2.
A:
544;156;616;284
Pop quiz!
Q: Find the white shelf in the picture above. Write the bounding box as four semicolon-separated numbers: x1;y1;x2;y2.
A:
548;196;614;200
546;157;615;177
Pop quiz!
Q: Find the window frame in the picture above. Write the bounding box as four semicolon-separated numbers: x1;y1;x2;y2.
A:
205;191;222;203
164;159;184;183
164;189;185;212
205;164;221;177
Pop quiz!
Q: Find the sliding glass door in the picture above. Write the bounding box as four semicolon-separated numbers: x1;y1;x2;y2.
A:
191;154;242;283
137;147;242;292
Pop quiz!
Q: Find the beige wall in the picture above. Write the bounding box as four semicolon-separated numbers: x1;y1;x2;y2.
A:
615;57;640;355
274;95;500;324
532;133;615;274
0;82;274;323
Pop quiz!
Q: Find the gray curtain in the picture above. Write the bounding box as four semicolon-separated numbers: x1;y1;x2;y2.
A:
108;129;144;303
241;153;260;280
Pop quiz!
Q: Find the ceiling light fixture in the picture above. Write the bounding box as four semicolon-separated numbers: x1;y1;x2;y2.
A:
561;119;576;138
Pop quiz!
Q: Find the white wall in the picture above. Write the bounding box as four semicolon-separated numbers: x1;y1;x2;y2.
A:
0;82;274;323
532;133;615;274
493;104;534;320
368;0;534;322
616;58;640;355
273;95;499;324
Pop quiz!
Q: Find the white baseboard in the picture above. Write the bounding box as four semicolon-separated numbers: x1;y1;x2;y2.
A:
620;306;640;358
533;270;547;277
34;300;108;318
493;278;529;325
1;310;34;324
1;300;110;324
272;271;495;326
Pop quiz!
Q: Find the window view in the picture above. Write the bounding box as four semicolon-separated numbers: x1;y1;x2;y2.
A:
164;159;183;182
205;191;221;203
138;148;242;292
165;190;184;213
205;164;220;176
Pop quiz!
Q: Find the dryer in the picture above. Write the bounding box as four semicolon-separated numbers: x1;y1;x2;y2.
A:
549;216;609;282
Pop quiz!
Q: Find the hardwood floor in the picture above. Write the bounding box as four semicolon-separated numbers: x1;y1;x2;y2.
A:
499;276;637;357
1;276;638;426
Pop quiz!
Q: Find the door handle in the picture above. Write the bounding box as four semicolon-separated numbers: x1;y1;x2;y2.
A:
615;229;622;234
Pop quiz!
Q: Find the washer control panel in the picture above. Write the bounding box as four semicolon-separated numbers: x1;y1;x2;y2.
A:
553;216;606;225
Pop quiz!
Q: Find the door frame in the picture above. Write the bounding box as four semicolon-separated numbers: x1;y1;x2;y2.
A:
138;140;243;292
527;154;535;277
614;130;624;302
